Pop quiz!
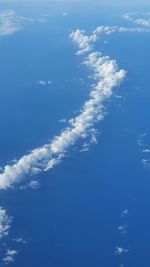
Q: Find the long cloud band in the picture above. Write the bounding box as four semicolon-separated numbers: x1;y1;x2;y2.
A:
0;28;126;190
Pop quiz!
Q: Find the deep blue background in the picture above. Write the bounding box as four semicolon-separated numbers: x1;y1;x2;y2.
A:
0;3;150;267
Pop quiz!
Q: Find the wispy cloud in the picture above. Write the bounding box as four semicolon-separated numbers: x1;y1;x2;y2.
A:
137;133;150;169
123;12;150;28
0;207;12;239
12;237;27;244
115;246;128;255
37;80;52;86
94;25;150;35
62;12;68;16
0;10;22;36
0;10;48;36
121;209;129;218
118;225;127;235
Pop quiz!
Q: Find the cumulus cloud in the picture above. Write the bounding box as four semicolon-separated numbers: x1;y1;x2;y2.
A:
0;207;12;238
70;29;97;55
3;249;18;264
0;28;126;190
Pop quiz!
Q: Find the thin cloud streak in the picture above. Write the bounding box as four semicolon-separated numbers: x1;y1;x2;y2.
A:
123;12;150;28
0;207;12;238
0;10;48;36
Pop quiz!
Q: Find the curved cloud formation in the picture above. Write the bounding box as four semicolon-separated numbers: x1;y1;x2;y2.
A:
0;27;126;190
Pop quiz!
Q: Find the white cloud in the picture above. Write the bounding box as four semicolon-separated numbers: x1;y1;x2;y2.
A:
123;12;150;28
59;118;67;124
121;209;129;218
28;180;40;190
1;12;149;189
118;225;127;235
12;237;27;244
0;10;23;36
20;180;40;190
3;249;18;264
70;29;97;55
0;10;48;36
0;27;126;190
37;80;52;86
93;25;150;36
115;246;128;255
0;207;12;238
143;148;150;153
142;158;150;169
137;134;150;169
135;19;150;28
62;12;68;16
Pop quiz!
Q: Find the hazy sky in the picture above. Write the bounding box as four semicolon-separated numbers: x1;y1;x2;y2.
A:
0;0;150;5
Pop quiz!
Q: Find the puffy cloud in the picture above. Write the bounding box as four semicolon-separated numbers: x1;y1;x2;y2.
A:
3;249;18;264
0;28;126;190
28;180;40;190
0;207;12;238
70;29;96;55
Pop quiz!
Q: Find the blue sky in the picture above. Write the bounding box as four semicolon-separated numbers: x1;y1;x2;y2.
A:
0;0;150;5
0;2;150;266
